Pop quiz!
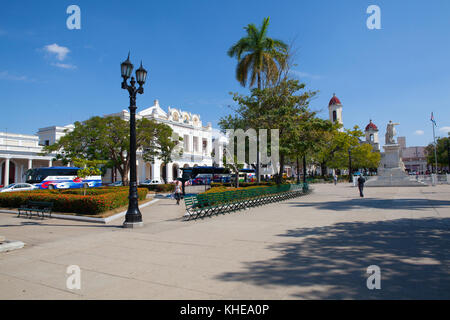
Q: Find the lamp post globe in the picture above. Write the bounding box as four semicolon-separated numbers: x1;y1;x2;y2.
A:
121;53;147;228
121;52;134;79
135;61;148;86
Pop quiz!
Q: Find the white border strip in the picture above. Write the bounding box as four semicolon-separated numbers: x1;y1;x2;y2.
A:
0;198;160;224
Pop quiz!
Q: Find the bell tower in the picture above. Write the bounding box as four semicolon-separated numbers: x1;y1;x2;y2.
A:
328;93;343;131
365;119;380;151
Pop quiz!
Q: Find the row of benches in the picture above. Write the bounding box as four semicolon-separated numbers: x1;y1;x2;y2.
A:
183;183;310;220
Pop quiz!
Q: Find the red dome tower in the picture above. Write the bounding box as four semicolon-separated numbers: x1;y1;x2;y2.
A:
328;93;343;131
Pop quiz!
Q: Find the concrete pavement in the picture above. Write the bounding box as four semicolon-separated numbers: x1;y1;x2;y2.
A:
0;183;449;299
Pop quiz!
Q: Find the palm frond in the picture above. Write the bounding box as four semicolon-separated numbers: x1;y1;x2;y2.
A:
236;54;254;87
262;52;279;85
245;23;260;41
259;17;270;41
227;37;253;60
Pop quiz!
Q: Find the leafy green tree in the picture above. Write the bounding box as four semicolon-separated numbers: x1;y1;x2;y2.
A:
220;78;319;184
313;125;380;174
285;113;333;183
350;143;381;170
42;116;178;185
314;126;363;173
425;136;450;170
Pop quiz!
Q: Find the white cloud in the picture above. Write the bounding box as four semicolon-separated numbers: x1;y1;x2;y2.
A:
0;71;28;81
414;130;424;135
44;43;70;61
289;70;322;80
51;63;76;70
439;126;450;133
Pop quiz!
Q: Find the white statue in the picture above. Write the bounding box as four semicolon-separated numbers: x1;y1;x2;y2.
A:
385;120;400;145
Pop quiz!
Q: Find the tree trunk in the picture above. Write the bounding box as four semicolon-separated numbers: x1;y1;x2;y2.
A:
118;165;129;186
303;155;307;184
277;154;285;185
320;162;327;177
256;74;261;183
296;156;300;184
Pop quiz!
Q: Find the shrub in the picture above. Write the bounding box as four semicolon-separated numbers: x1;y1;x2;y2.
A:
204;185;271;194
0;187;148;215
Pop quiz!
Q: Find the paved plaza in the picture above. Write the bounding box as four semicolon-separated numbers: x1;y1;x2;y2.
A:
0;183;449;299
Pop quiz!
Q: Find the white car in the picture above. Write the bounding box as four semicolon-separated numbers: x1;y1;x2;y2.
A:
140;179;162;185
0;183;38;193
108;181;123;187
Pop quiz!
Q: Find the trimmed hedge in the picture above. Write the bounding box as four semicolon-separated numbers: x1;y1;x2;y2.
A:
138;184;175;193
0;187;148;215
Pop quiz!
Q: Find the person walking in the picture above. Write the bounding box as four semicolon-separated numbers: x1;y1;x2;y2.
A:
333;173;338;185
358;175;366;197
174;181;182;205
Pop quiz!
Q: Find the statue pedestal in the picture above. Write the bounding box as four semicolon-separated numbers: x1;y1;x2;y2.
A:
366;144;426;187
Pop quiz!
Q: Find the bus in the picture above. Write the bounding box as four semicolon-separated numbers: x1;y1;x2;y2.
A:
25;167;102;190
180;166;231;184
238;168;256;182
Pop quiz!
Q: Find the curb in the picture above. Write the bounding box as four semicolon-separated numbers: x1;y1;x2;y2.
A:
0;198;160;224
0;240;25;253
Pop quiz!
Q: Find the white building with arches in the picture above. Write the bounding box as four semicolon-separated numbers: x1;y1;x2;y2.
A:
0;132;57;187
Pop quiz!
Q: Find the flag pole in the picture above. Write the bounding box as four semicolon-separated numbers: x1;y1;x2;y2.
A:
432;112;438;174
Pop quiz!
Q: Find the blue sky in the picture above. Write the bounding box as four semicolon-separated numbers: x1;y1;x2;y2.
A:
1;0;449;147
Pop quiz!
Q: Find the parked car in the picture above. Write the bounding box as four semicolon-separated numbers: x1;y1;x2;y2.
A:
0;183;38;193
140;179;162;185
108;181;123;187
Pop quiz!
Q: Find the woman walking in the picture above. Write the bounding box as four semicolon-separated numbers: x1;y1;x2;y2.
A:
174;181;182;205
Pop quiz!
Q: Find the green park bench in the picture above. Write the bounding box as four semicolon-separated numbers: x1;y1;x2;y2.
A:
183;183;311;220
18;201;54;219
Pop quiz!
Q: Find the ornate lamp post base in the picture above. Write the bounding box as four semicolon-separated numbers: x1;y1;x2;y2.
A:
123;221;144;228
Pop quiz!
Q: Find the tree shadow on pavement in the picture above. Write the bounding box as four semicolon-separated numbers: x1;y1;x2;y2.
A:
0;221;121;228
216;218;450;299
290;198;450;211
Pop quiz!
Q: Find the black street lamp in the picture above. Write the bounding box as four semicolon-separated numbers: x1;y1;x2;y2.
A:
121;53;147;228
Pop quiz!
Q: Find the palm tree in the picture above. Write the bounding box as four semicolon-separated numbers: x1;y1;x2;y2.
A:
228;17;288;182
227;16;288;90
